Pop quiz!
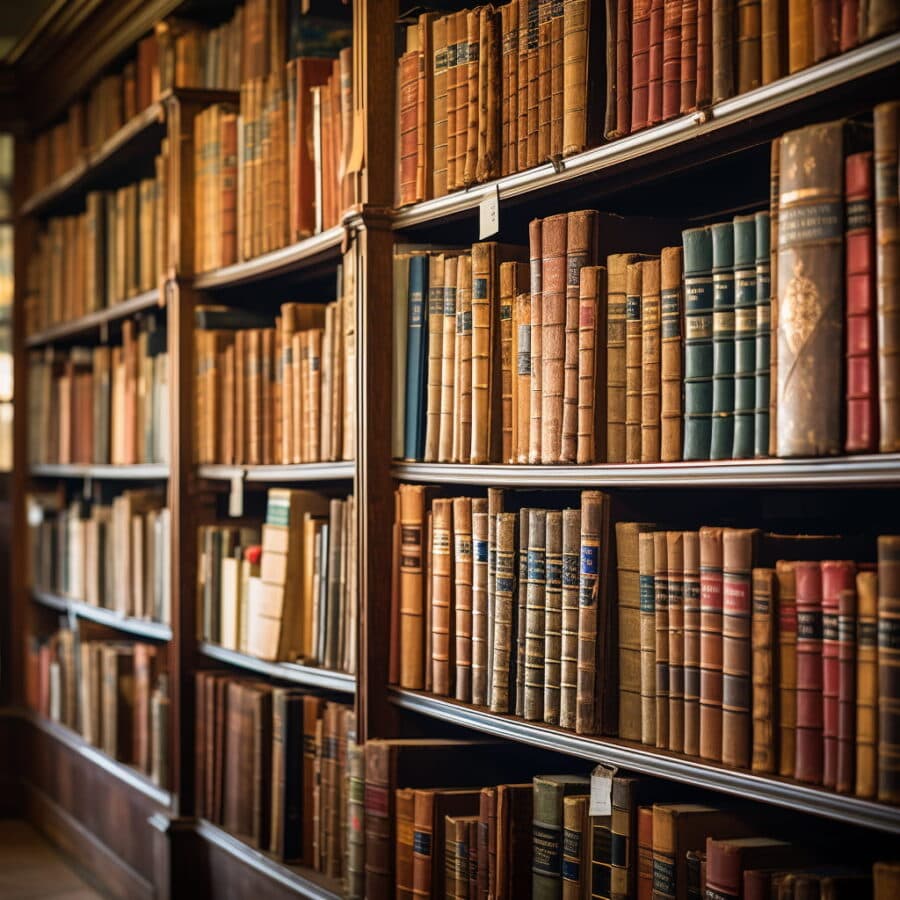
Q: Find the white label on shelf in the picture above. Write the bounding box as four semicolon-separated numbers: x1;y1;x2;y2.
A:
229;474;244;517
479;185;500;239
589;763;618;816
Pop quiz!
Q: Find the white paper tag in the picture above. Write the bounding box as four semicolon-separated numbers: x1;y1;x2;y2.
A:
589;763;617;816
478;185;500;239
228;473;244;517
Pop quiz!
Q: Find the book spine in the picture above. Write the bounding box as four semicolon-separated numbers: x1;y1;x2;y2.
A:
631;0;653;132
487;488;503;706
641;532;659;745
515;289;533;463
472;243;499;463
431;499;454;697
525;508;548;721
424;256;445;462
753;212;771;458
471;500;489;706
399;485;426;690
878;535;900;803
768;136;780;456
647;0;665;124
562;795;587;900
478;7;501;183
454;498;474;703
737;0;762;92
501;262;526;463
625;262;644;463
577;491;604;735
396;788;416;898
683;531;701;757
527;1;541;168
542;214;568;462
751;567;777;773
732;215;757;459
760;0;785;83
667;530;685;752
856;569;878;798
538;1;552;163
412;789;434;898
517;508;531;718
616;0;633;136
618;522;647;742
563;0;589;154
607;254;629;462
710;222;735;460
712;0;735;102
577;266;605;464
399;51;421;207
364;743;393;899
530;223;544;464
839;0;859;50
560;508;582;730
696;0;713;106
661;247;684;462
699;526;724;761
533;778;564;900
433;17;449;197
490;512;518;713
456;255;474;463
544;511;563;726
439;257;459;463
795;560;824;784
549;0;565;159
812;0;841;61
463;10;479;188
662;0;682;121
680;0;699;113
683;227;714;460
637;806;653;899
654;530;670;749
836;586;856;794
641;258;662;462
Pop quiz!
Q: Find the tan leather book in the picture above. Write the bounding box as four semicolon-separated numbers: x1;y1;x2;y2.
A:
462;10;480;188
760;0;786;84
625;261;644;464
856;569;878;798
652;530;671;751
446;814;478;898
562;0;588;155
476;6;501;183
447;11;465;192
501;2;519;177
577;266;607;464
526;0;541;168
751;567;777;773
561;794;590;900
767;135;780;457
424;253;446;462
496;782;534;897
641;258;662;462
513;289;532;463
490;511;518;714
486;488;504;705
788;0;814;72
563;210;599;463
471;499;490;706
682;531;702;757
417;14;437;203
529;219;544;463
396;787;416;899
400;484;427;690
538;0;553;162
541;213;569;462
433;15;450;197
454;253;474;463
699;526;724;761
439;255;459;463
453;497;474;703
398;45;421;208
737;0;762;92
607;253;640;463
660;246;683;462
501;261;530;464
549;0;565;158
431;498;454;697
519;0;535;170
516;507;531;719
712;0;735;102
426;509;433;692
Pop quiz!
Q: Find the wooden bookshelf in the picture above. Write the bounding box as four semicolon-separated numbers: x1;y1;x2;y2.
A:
28;463;169;480
31;589;172;641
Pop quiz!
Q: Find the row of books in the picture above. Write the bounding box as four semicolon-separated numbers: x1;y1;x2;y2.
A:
199;489;356;673
27;628;169;788
390;485;900;804
28;317;169;466
394;1;899;206
195;674;358;886
25;170;165;334
195;297;353;466
396;104;900;463
193;49;353;271
362;737;900;899
29;488;170;626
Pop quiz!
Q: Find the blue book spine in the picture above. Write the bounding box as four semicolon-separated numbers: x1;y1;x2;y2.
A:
404;254;429;460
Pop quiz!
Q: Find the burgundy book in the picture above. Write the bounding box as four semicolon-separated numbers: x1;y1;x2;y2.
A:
631;0;653;131
617;0;634;136
647;0;666;125
845;151;878;453
662;0;682;120
695;0;712;106
680;0;699;113
836;586;857;794
795;561;824;784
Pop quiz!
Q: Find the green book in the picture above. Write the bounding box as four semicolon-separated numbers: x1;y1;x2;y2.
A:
682;227;713;460
732;215;757;459
710;222;735;460
533;774;591;900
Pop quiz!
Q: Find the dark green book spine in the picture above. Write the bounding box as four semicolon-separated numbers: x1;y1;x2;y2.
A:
710;222;735;460
732;215;757;459
533;777;564;900
682;227;714;460
404;254;429;460
754;212;771;458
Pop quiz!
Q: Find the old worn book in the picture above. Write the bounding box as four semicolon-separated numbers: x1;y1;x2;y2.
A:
502;3;519;177
775;560;798;778
667;530;686;753
625;261;644;463
878;535;900;803
712;0;735;101
399;484;426;690
497;782;534;898
562;794;590;900
502;261;530;464
433;16;450;197
514;288;533;463
454;497;474;703
631;0;653;131
530;218;544;464
561;508;582;731
562;0;593;154
836;585;857;795
856;569;878;798
710;221;735;461
737;0;762;91
641;258;662;462
731;214;757;459
438;255;459;463
875;862;900;900
424;254;446;462
606;253;632;463
476;6;501;183
533;775;590;900
654;530;671;750
639;531;658;746
455;254;474;463
660;247;683;462
795;561;825;784
706;837;798;898
751;568;777;774
760;0;785;83
683;531;702;757
525;508;548;722
647;0;665;124
431;498;454;697
577;266;607;463
541;213;569;462
699;526;724;761
487;488;505;707
768;136;781;456
471;499;489;706
545;511;564;726
754;212;771;458
396;788;416;899
683;226;714;460
414;788;480;898
491;512;518;714
637;806;653;899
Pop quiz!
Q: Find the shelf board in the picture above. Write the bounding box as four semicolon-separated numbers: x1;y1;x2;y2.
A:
198;642;356;694
20;102;166;217
25;289;163;347
197;461;355;483
32;590;172;641
390;689;900;834
23;708;172;808
29;463;169;480
194;819;343;899
394;33;900;229
193;225;344;289
392;454;900;488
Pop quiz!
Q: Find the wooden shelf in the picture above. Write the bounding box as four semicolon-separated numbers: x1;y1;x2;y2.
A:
198;642;356;694
24;289;163;348
194;819;343;899
390;689;900;835
393;32;900;230
32;590;172;641
197;461;355;483
392;454;900;488
29;463;169;480
23;708;172;807
20;102;166;217
192;225;344;289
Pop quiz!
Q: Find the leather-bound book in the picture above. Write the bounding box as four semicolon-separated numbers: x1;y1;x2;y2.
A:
538;0;553;161
433;16;450;197
683;532;702;757
699;526;724;761
424;254;446;462
753;212;771;458
477;6;502;183
413;788;480;898
431;498;454;697
706;837;796;898
562;794;589;900
517;508;531;718
523;0;540;169
478;787;495;897
641;258;663;462
662;0;682;121
530;219;545;464
751;568;777;774
456;254;474;463
525;508;548;721
542;512;563;727
667;531;686;753
590;810;613;900
562;0;596;155
454;497;474;703
578;266;608;463
514;289;533;463
487;488;505;706
862;0;900;38
472;499;489;706
400;484;426;690
626;261;645;463
768;137;780;456
637;807;653;899
685;849;705;900
878;535;900;803
812;0;841;61
795;560;825;784
439;255;459;463
874;103;900;452
654;530;671;750
396;788;416;899
836;586;857;794
776;121;847;457
445;814;476;898
661;247;684;462
856;569;878;798
737;0;762;92
550;0;566;159
533;775;590;900
561;508;582;730
639;532;659;746
270;689;305;861
542;213;569;462
788;0;814;72
683;226;714;460
463;10;480;187
711;0;735;103
491;512;519;714
399;48;422;207
575;491;605;735
731;215;757;459
874;862;900;900
618;522;655;741
695;0;713;106
604;0;622;140
501;4;516;176
680;0;699;112
822;561;856;789
632;0;653;131
775;561;798;777
710;222;736;460
647;0;665;124
845;151;878;453
617;0;634;137
760;0;786;84
496;783;534;897
501;261;530;464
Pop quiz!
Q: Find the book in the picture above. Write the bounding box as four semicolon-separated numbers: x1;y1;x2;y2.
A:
533;774;590;900
856;569;878;798
751;568;777;774
878;535;900;803
654;530;671;750
710;222;736;461
699;526;724;761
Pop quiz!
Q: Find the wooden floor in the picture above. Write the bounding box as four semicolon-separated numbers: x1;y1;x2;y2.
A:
0;820;105;899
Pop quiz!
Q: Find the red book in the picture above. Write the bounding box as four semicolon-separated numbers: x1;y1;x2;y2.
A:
845;151;878;453
839;0;859;51
647;0;665;124
821;560;856;790
836;585;857;794
794;561;824;784
617;0;633;136
812;0;841;62
631;0;653;131
662;0;682;120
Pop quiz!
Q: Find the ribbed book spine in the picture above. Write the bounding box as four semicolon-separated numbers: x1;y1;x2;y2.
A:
577;266;606;464
456;254;474;463
625;261;644;463
399;485;426;690
776;560;798;777
544;511;563;726
836;585;856;795
487;487;504;706
795;560;824;784
641;258;662;462
471;499;489;706
667;531;685;752
517;507;530;719
514;289;533;463
525;508;547;722
753;212;771;458
878;535;900;803
699;526;723;761
768;136;780;456
654;530;670;750
471;243;499;463
662;0;682;121
856;569;878;798
710;222;735;460
560;508;581;730
683;227;714;460
577;491;604;735
431;498;454;697
453;497;474;703
491;512;518;714
439;256;459;462
751;567;776;774
639;532;658;746
606;254;630;463
683;531;701;757
530;219;544;463
732;215;756;459
660;247;684;462
424;255;445;462
542;214;568;462
501;261;528;464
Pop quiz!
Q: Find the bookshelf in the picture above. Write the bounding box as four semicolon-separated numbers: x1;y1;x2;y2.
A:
7;0;900;897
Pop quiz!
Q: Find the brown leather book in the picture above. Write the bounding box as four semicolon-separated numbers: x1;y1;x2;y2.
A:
424;253;446;462
431;498;455;697
549;0;566;159
836;586;856;795
513;289;533;463
660;246;684;462
541;213;569;462
647;0;665;125
768;136;781;457
878;535;900;803
433;15;450;197
524;508;548;722
477;7;502;184
563;795;590;900
795;560;824;784
654;530;671;750
471;498;490;707
667;530;686;753
502;3;520;176
641;258;663;462
456;253;474;463
632;0;653;131
523;0;540;169
706;837;798;898
696;0;713;106
637;806;653;899
391;493;402;686
399;48;422;207
477;786;495;897
699;526;724;761
497;783;534;898
414;788;480;898
396;787;416;899
487;488;504;708
616;0;634;136
454;497;474;703
533;774;590;899
639;532;658;746
561;508;582;731
682;532;701;758
788;0;814;72
856;568;878;798
538;1;553;162
751;568;777;774
563;0;595;154
874;103;900;452
545;510;564;726
625;261;644;463
680;0;699;112
501;261;531;464
760;0;786;83
399;484;426;690
662;0;682;121
812;0;841;61
874;862;900;900
463;9;480;188
530;218;544;464
604;0;620;139
774;560;797;778
776;121;847;457
737;0;762;92
491;511;518;714
711;0;735;103
861;0;900;39
577;266;607;464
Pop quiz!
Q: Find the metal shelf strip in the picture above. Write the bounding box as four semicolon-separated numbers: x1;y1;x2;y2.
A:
198;461;355;483
392;455;900;487
24;709;172;807
29;463;170;480
390;689;900;834
32;590;173;641
195;819;342;900
199;642;356;694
